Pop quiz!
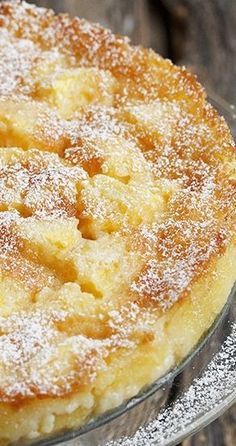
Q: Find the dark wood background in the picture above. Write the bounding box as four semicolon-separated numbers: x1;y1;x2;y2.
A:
25;0;236;445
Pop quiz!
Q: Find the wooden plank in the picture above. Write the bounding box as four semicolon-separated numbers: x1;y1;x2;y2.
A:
161;0;236;104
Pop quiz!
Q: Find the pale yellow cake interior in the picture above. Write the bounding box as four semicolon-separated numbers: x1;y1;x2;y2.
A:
0;2;234;444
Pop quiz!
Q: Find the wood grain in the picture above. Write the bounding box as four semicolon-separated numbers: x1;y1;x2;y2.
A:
161;0;236;105
25;1;236;445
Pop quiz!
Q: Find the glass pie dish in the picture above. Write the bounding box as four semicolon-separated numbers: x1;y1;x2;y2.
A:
17;97;235;446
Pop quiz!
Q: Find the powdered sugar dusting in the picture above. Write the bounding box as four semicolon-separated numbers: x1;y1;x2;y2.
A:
107;323;236;446
0;303;156;401
131;219;230;310
0;28;39;98
0;149;87;219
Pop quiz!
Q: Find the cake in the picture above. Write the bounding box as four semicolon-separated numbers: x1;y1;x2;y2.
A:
0;1;234;444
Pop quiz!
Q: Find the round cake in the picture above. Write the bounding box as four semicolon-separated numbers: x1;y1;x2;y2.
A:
0;1;235;444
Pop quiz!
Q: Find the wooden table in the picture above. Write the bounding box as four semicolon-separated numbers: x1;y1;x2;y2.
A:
29;1;236;445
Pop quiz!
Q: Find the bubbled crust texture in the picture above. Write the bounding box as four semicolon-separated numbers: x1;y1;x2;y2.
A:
0;1;235;443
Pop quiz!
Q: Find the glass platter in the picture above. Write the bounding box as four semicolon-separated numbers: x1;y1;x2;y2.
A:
20;96;235;446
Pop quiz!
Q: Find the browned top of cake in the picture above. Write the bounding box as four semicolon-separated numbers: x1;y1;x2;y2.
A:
0;0;234;405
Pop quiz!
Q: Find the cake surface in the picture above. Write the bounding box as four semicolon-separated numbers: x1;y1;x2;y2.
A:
0;1;235;444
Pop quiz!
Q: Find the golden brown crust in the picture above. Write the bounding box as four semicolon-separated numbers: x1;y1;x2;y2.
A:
0;2;234;442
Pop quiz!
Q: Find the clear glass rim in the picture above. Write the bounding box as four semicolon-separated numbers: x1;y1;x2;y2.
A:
149;299;236;446
29;284;235;446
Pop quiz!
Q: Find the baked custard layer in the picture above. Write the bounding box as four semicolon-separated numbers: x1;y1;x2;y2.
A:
0;1;234;444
